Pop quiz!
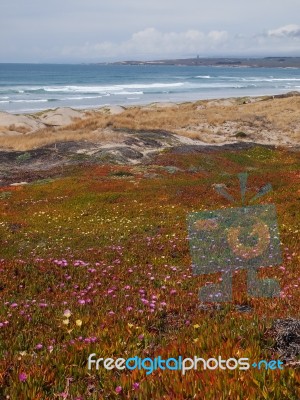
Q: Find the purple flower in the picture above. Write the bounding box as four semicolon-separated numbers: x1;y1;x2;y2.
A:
133;382;140;390
35;343;43;350
19;372;27;382
115;386;122;394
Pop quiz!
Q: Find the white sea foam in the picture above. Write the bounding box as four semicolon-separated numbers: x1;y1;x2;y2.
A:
60;96;103;101
195;75;211;78
114;91;144;95
10;99;48;103
244;78;300;82
43;83;184;93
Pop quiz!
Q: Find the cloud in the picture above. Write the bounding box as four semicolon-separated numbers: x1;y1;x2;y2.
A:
60;25;300;62
3;24;300;62
62;28;230;60
267;24;300;38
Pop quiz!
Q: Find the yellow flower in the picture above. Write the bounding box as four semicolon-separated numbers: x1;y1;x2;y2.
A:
193;324;200;329
76;319;82;327
127;323;134;328
62;319;70;325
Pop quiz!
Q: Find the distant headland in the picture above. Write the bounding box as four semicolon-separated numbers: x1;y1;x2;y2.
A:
103;57;300;68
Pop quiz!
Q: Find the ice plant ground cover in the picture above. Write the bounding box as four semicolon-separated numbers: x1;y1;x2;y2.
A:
0;146;299;399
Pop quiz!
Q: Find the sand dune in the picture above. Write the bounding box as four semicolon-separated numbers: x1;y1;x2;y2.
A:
0;107;90;135
0;93;299;151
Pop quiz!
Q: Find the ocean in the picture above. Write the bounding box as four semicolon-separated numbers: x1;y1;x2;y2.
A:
0;63;299;114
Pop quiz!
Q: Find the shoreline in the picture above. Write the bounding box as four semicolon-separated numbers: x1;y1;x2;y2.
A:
1;89;300;116
2;62;300;115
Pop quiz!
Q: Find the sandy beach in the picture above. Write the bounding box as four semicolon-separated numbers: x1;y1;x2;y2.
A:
0;92;300;152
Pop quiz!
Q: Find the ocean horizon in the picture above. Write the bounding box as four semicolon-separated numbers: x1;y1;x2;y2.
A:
0;63;300;114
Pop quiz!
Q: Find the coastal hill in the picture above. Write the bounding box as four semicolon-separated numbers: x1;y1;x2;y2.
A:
109;57;300;68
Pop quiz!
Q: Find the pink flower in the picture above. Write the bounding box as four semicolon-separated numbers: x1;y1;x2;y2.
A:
133;382;140;390
35;343;43;350
19;372;27;382
115;386;122;394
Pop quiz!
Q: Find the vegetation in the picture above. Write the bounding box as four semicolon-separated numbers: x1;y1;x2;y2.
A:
0;146;299;399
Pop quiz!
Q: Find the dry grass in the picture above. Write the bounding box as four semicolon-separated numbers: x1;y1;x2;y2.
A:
0;96;299;150
0;128;125;151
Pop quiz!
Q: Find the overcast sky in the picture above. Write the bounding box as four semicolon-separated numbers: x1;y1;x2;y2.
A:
1;0;300;62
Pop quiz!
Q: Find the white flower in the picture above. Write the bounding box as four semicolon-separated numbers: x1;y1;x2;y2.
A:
63;309;72;318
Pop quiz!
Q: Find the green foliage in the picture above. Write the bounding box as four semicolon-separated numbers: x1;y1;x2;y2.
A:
0;191;12;199
109;170;134;177
16;152;31;163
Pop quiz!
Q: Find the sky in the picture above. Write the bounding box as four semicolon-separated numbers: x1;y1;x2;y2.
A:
1;0;300;63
